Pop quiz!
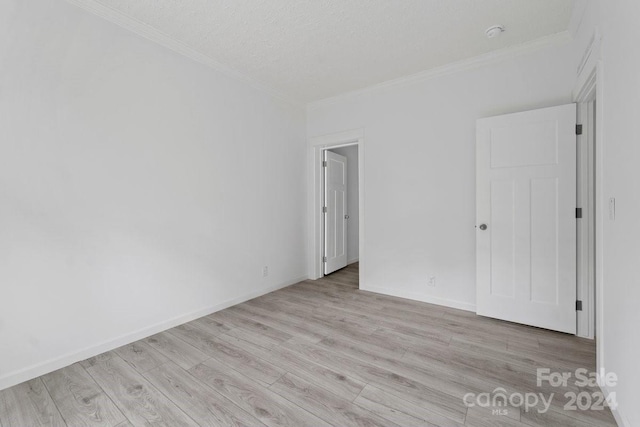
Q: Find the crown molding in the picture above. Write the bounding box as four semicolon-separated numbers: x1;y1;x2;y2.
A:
308;30;573;110
568;0;589;38
64;0;575;111
64;0;302;108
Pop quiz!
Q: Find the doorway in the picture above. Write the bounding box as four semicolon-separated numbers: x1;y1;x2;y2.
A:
572;31;603;371
324;145;359;275
475;101;598;337
308;129;364;284
475;103;578;334
577;98;596;340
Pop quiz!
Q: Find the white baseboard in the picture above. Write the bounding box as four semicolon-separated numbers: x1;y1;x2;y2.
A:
360;284;476;312
0;275;306;391
601;383;628;427
347;257;359;265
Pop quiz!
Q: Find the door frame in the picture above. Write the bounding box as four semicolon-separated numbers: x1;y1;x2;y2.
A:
576;99;596;339
308;129;364;283
572;29;603;371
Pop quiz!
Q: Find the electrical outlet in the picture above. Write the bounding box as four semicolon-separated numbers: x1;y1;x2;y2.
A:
428;276;436;287
262;266;269;277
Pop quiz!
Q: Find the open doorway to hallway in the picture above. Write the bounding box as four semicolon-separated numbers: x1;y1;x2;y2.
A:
324;145;359;276
309;129;364;285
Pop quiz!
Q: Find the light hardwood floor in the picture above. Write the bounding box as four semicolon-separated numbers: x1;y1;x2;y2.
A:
0;263;616;426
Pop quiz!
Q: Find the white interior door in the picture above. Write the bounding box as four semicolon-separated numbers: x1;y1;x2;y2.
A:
476;104;577;334
324;150;348;275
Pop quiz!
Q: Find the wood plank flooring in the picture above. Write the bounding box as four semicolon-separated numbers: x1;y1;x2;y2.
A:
0;263;617;426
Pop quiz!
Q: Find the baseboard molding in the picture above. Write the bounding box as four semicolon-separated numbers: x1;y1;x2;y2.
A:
347;258;359;265
601;383;629;427
0;275;306;391
360;285;476;313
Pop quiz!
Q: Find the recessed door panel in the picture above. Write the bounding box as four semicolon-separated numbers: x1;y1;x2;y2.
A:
490;180;516;298
490;120;559;168
530;177;559;304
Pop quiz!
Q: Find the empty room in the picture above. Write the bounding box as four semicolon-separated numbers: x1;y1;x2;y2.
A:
1;0;638;426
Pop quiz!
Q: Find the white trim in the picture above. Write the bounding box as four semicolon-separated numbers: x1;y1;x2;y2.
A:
63;0;299;107
573;48;605;375
600;384;630;427
347;258;359;265
593;60;605;386
568;0;589;38
65;0;575;110
0;275;305;391
308;31;572;110
576;100;596;339
310;129;365;147
361;285;476;313
575;29;602;90
308;130;365;285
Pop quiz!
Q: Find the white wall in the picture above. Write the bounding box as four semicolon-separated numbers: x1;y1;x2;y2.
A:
329;145;359;264
308;42;576;311
572;2;640;425
0;0;306;390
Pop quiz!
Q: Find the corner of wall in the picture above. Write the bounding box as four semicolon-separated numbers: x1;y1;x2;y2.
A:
0;274;306;392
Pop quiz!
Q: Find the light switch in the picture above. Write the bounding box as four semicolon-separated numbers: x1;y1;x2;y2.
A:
609;197;616;220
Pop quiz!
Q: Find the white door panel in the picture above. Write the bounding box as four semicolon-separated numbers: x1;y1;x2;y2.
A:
324;151;347;274
476;103;576;334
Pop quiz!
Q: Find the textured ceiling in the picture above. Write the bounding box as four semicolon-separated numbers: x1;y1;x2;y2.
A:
86;0;575;103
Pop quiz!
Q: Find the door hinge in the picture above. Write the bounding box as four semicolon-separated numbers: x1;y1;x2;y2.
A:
576;124;583;135
322;206;327;213
576;208;582;219
576;300;583;311
323;256;327;262
322;161;327;167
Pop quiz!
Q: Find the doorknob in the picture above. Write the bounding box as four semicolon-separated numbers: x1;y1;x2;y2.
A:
479;224;488;230
345;215;350;219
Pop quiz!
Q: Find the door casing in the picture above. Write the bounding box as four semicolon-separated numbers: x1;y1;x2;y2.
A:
308;129;364;282
576;99;596;339
573;31;603;374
